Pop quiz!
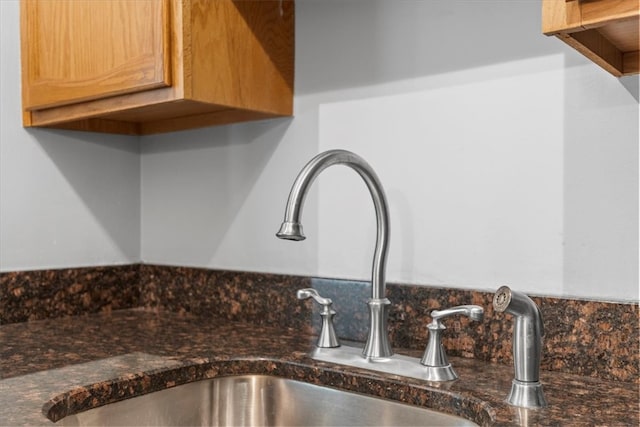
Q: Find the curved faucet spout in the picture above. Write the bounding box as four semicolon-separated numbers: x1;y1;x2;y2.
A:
276;149;393;358
276;149;390;301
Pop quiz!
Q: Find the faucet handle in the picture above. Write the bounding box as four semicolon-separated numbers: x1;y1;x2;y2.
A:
297;288;340;348
297;288;332;306
430;305;484;324
420;304;484;381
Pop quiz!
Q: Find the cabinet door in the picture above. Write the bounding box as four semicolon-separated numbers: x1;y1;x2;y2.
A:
21;0;171;110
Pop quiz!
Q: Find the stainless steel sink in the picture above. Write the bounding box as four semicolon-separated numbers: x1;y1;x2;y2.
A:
59;375;479;426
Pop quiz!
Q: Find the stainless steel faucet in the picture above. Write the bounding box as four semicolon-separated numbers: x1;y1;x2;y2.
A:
278;150;483;382
493;285;548;408
276;149;393;359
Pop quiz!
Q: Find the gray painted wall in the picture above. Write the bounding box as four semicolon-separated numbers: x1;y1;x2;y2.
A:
1;1;140;270
1;0;638;302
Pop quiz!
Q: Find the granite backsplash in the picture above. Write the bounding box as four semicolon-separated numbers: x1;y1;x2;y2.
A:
0;265;140;323
1;264;638;384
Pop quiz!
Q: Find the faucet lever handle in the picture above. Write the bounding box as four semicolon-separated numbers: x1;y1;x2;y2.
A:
420;305;484;381
430;305;484;324
297;288;332;306
296;288;340;348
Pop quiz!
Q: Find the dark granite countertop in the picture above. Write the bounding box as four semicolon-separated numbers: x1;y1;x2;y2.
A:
1;309;638;426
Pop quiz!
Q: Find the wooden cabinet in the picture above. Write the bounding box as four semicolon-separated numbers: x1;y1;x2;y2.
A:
542;0;639;77
20;0;294;135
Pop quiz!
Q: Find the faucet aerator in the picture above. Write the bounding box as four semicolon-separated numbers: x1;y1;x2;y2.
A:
276;222;306;241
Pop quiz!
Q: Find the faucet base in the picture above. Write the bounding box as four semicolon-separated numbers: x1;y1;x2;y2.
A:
419;363;458;382
311;345;457;382
362;298;394;359
506;380;548;408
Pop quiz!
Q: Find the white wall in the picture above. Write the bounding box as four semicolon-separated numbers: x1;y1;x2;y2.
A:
1;1;637;302
0;1;140;271
142;0;638;302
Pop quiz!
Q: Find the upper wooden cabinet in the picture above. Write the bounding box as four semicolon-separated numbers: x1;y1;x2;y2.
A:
20;0;294;135
542;0;639;77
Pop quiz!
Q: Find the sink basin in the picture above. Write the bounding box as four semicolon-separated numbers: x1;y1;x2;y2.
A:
59;375;479;426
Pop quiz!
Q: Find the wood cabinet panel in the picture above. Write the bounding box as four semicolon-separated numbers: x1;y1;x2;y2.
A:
190;0;294;113
20;0;294;135
21;0;171;110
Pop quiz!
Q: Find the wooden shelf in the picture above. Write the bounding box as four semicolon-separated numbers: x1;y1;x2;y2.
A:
543;0;639;76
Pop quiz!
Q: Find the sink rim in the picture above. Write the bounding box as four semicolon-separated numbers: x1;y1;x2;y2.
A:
43;358;496;426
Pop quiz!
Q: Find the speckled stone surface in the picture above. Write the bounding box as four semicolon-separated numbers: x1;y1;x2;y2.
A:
2;264;639;385
139;265;639;384
138;264;312;331
1;310;638;426
0;265;140;324
384;284;640;384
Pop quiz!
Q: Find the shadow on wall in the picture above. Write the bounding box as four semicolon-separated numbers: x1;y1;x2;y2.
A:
140;118;293;266
619;76;639;102
297;0;639;102
29;129;141;262
296;0;555;94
